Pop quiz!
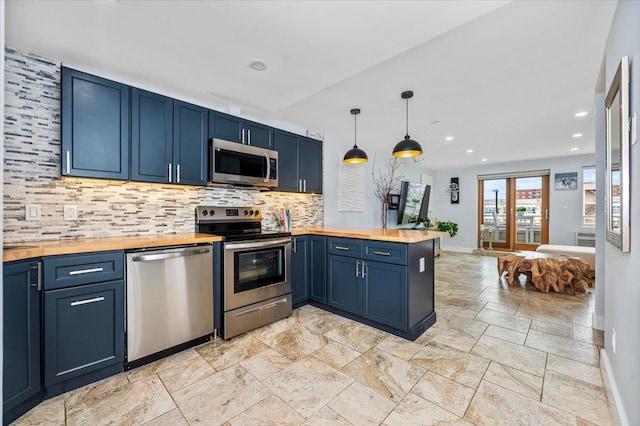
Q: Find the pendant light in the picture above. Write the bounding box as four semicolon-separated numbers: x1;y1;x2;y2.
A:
343;108;368;163
392;90;423;158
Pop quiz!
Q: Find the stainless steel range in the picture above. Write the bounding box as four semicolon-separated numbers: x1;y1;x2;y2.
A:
196;206;292;339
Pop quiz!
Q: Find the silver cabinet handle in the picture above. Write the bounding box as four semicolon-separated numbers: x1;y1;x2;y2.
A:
247;129;251;145
299;179;302;192
335;245;350;251
264;152;270;183
373;251;391;256
355;260;360;278
234;298;287;318
71;296;105;307
176;164;180;183
362;261;367;278
303;179;307;192
69;267;104;276
168;163;172;183
293;238;297;253
66;151;71;175
241;129;246;144
132;247;210;262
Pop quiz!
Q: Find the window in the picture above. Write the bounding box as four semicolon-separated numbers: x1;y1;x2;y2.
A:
583;166;596;227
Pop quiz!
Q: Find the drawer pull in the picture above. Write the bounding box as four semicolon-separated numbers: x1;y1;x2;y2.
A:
335;246;350;251
69;267;104;276
373;250;391;256
70;296;105;307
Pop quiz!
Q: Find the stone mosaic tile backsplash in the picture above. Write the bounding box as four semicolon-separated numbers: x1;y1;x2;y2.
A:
3;47;323;243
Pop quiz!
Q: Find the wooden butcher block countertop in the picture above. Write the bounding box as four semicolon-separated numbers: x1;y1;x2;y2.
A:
292;226;447;244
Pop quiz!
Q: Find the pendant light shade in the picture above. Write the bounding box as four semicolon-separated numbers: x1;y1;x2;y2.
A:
343;108;368;163
392;90;423;158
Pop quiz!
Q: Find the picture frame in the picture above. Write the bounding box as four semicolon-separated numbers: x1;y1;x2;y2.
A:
554;172;578;190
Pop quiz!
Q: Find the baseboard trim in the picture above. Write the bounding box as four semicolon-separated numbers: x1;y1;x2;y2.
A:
441;246;474;254
600;349;628;425
592;313;605;331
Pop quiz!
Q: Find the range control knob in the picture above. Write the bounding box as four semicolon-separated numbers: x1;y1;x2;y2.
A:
254;210;260;216
209;209;215;216
244;210;249;215
249;210;254;216
201;210;208;216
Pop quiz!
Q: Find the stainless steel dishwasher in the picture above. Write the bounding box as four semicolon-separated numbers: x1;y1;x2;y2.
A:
126;244;213;364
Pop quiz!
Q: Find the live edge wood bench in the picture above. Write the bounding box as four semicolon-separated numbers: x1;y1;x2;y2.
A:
497;251;593;294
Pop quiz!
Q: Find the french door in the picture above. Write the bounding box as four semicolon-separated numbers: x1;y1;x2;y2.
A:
478;174;549;251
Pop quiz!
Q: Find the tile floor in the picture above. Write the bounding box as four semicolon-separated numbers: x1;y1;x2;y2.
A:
13;253;612;425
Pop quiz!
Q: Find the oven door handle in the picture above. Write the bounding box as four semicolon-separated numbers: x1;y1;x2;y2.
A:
224;238;291;251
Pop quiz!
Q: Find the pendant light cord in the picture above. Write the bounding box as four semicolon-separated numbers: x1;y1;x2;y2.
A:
354;113;357;147
405;97;409;136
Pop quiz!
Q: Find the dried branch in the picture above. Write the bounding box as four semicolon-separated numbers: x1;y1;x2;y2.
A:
371;154;406;203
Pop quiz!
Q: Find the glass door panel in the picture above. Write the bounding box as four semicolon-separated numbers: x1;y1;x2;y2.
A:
481;179;510;249
514;177;543;250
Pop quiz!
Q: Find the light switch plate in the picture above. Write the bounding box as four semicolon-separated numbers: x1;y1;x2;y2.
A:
419;257;425;273
25;204;41;221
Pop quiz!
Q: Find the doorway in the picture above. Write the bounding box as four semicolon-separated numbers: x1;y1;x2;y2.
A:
478;174;549;251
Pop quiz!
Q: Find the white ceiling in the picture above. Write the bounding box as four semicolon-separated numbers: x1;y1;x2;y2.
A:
6;0;616;170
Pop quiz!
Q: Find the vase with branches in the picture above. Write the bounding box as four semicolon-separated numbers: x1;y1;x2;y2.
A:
371;156;405;229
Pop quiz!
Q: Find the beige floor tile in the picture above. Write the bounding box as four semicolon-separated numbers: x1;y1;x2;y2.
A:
382;392;473;425
157;353;216;393
474;308;531;333
262;357;354;418
302;406;353;425
127;348;202;382
525;329;600;366
196;333;270;371
542;370;613;425
516;302;572;323
483;361;543;400
439;295;487;311
239;348;293;380
228;394;305;426
411;371;475;417
436;305;479;320
13;395;65;426
341;348;426;403
324;322;387;353
572;314;593;328
483;324;527;345
172;365;270;425
328;381;396;426
250;318;291;344
429;326;483;352
66;376;175;426
311;341;362;370
65;372;129;407
267;325;329;361
530;318;573;339
483;300;520;315
411;341;490;389
471;334;547;376
142;408;188;426
302;313;350;334
465;381;576;425
573;324;605;346
375;334;424;360
545;354;603;387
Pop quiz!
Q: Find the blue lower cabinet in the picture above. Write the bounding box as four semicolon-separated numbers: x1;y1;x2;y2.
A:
308;236;327;304
292;236;310;306
363;261;408;331
3;260;43;423
327;255;362;316
44;280;124;387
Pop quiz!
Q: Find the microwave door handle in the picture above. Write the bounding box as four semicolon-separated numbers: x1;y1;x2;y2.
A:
264;152;270;183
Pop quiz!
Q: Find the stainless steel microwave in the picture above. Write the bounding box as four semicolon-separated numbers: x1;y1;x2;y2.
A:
209;138;278;188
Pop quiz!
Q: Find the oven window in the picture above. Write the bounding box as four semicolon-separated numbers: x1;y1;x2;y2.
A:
234;247;285;293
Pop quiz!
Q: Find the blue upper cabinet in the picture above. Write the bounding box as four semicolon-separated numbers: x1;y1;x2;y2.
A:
274;130;299;192
61;67;129;180
131;89;173;183
208;111;273;148
300;137;323;194
173;101;208;186
274;131;323;194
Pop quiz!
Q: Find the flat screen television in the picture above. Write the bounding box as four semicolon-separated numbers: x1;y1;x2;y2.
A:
397;181;431;226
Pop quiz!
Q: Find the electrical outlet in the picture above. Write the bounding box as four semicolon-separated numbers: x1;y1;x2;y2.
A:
25;204;41;221
64;205;78;221
612;328;616;354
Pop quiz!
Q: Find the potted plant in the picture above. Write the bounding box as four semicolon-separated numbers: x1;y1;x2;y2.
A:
516;206;526;217
436;220;459;238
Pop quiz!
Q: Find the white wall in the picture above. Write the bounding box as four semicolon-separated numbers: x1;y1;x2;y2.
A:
431;154;595;251
600;2;640;424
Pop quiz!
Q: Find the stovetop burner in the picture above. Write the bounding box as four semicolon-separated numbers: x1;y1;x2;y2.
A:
196;206;291;241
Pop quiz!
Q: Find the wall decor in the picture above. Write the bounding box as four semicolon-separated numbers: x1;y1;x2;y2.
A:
338;153;366;211
449;177;460;204
554;172;578;190
605;56;630;252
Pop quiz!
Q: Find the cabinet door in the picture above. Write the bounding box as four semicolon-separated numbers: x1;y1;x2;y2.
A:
363;261;408;331
244;121;273;149
209;111;242;143
291;236;309;306
44;280;124;386
173;101;208;186
327;255;361;316
131;89;173;183
300;137;323;193
3;260;41;413
61;67;129;180
274;130;300;192
309;236;327;304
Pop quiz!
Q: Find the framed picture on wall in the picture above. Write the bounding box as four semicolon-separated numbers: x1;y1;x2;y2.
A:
554;172;578;190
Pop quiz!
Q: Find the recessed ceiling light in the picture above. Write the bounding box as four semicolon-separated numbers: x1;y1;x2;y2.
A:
249;59;268;71
466;149;473;153
572;133;583;138
445;136;454;141
571;147;579;151
481;158;488;162
429;120;441;125
575;111;588;117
